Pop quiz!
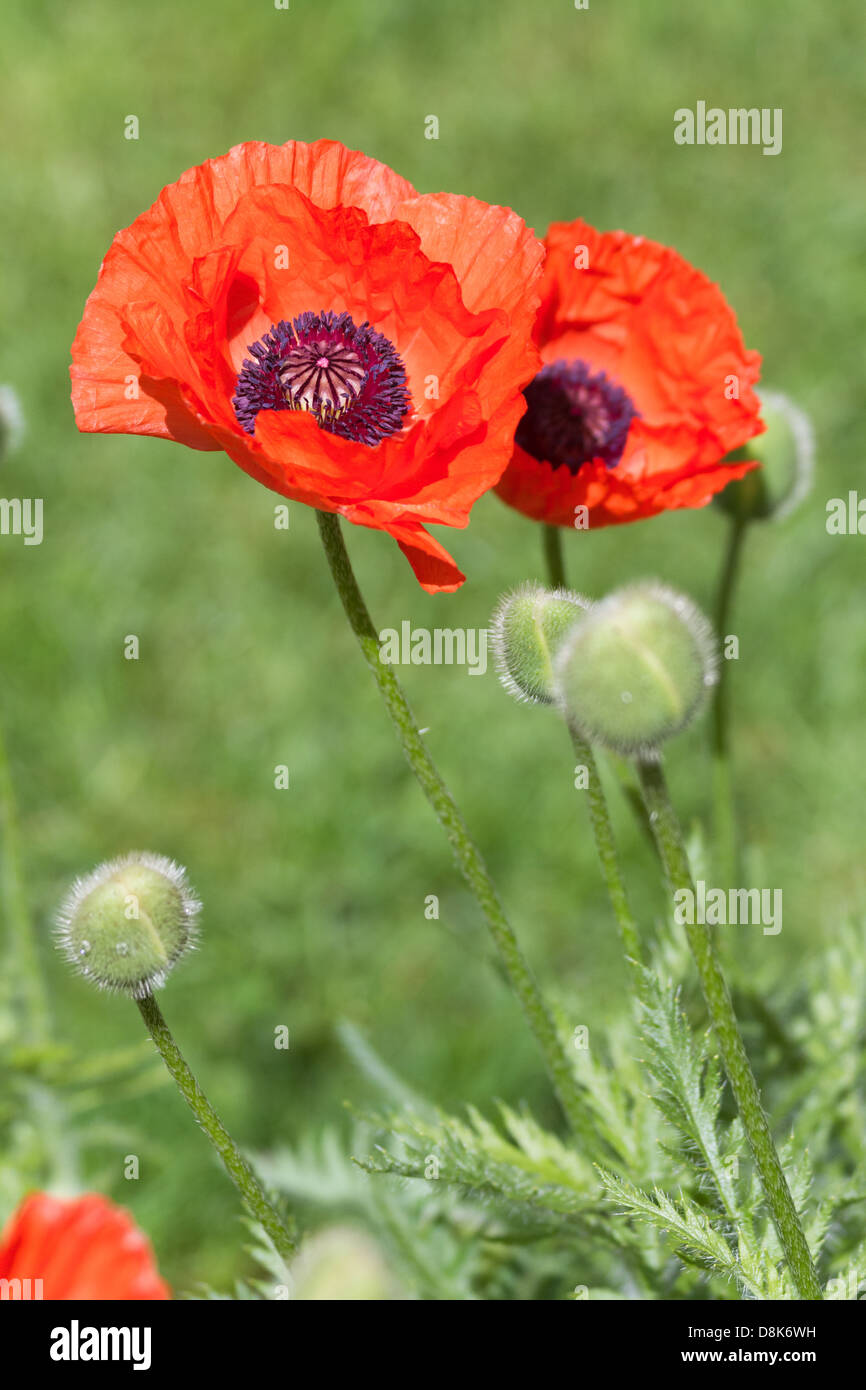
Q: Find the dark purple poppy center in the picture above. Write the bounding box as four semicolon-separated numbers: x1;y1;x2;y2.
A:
515;359;638;474
233;310;410;446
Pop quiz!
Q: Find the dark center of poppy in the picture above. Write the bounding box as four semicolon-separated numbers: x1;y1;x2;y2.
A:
515;360;638;473
233;310;410;446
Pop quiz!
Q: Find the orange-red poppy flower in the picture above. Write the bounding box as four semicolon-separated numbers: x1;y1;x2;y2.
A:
70;141;544;592
495;219;763;528
0;1193;169;1300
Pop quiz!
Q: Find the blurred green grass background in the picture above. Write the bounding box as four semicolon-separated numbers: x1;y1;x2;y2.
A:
1;0;864;1289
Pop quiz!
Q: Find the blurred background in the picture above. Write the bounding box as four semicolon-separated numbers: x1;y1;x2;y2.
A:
0;0;863;1290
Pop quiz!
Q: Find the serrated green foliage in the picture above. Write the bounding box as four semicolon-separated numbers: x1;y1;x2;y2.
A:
599;1171;737;1274
330;927;864;1301
359;1101;598;1220
4;882;866;1300
824;1235;866;1300
254;1128;492;1299
637;968;740;1217
568;1021;655;1174
778;924;866;1161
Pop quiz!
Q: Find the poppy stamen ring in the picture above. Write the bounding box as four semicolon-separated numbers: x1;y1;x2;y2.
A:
233;309;410;446
516;359;638;474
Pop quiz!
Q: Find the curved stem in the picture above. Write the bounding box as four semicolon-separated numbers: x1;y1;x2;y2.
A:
636;756;822;1300
539;524;642;967
711;515;748;881
567;732;642;968
316;510;587;1139
542;524;567;588
136;992;295;1261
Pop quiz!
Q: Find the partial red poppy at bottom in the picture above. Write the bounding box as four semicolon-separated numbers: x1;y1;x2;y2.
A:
0;1192;169;1300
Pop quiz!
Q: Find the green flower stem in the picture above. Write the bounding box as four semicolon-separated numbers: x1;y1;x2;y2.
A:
542;523;567;588
136;991;295;1261
607;754;655;849
541;524;642;966
316;509;587;1139
635;756;822;1300
0;718;49;1043
711;514;749;881
567;727;642;968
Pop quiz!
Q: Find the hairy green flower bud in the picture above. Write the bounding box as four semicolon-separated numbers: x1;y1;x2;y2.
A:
553;582;718;756
55;852;200;998
290;1225;404;1300
715;389;814;523
491;583;590;705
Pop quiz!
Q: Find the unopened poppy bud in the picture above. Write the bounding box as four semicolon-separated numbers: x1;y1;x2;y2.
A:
491;583;590;705
715;389;814;523
290;1225;403;1300
55;852;200;998
553;582;718;756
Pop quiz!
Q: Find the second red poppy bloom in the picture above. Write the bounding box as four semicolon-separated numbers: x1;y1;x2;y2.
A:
70;141;544;592
0;1192;169;1299
495;219;764;528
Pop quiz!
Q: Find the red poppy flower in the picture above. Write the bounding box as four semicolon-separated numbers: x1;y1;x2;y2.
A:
494;219;763;528
0;1193;169;1300
70;141;544;592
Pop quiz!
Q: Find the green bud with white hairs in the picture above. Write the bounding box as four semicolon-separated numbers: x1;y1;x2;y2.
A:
491;583;590;706
553;582;718;757
55;852;200;999
715;388;815;523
